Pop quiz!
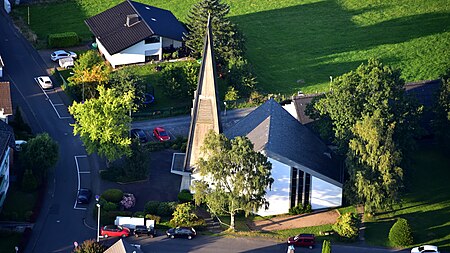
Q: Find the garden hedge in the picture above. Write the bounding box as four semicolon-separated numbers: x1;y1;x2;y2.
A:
48;32;79;48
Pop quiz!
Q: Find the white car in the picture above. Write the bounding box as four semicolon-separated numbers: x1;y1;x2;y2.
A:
50;50;77;62
58;57;74;69
411;245;440;253
35;76;53;89
15;140;27;151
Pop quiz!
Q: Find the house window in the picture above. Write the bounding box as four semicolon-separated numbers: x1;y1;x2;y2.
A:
145;36;160;44
297;170;304;206
290;168;297;208
303;173;311;206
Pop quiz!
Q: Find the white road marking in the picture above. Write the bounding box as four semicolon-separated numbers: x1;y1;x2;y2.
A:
73;155;88;210
34;77;71;119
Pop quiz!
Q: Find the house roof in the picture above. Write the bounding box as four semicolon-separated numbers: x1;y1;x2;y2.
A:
0;120;14;162
85;0;186;55
0;82;13;116
104;238;143;253
225;98;343;187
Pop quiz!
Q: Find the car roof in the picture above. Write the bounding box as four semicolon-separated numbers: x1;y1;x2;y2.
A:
39;76;51;81
155;127;165;131
421;245;439;250
53;50;68;54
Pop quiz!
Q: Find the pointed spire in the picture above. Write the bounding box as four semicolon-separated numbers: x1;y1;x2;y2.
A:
183;14;222;171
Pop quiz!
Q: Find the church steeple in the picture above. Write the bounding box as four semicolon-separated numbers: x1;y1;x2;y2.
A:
183;14;222;171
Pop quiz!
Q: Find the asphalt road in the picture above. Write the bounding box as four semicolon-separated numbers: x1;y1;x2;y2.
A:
0;9;97;253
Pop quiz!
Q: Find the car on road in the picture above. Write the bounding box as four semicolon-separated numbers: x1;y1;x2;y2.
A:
133;225;156;238
411;245;440;253
131;128;148;143
76;188;92;204
166;227;196;240
101;225;130;238
153;127;170;142
51;50;77;62
287;233;315;248
36;76;53;89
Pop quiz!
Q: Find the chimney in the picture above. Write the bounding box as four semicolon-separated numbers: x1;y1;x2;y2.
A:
126;14;140;27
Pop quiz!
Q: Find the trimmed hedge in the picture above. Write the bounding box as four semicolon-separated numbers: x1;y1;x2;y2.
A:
389;218;414;246
101;189;123;203
48;32;79;48
178;189;193;203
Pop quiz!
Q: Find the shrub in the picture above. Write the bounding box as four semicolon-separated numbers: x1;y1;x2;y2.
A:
120;193;136;209
178;189;193;203
389;218;414;246
169;203;199;227
103;202;118;212
101;189;123;203
133;211;145;218
145;201;160;215
322;240;331;253
332;212;359;240
21;169;38;192
145;214;161;224
48;32;79;48
157;201;177;217
288;203;311;215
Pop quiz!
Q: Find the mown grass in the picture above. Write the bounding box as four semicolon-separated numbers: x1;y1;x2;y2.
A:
14;0;450;94
364;142;450;250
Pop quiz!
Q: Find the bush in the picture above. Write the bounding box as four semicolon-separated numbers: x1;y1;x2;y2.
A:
120;193;136;209
145;201;160;215
145;214;161;224
103;202;118;212
288;203;311;215
389;218;414;246
332;212;359;240
21;169;38;192
133;211;145;218
157;201;177;217
101;189;123;203
48;32;79;48
178;189;193;203
169;202;200;227
322;240;331;253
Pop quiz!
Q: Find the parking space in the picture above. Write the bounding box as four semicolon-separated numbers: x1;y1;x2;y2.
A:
139;127;177;143
74;155;91;210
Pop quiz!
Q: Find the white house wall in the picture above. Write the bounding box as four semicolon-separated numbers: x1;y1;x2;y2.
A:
0;147;10;207
310;176;342;209
282;103;298;121
97;39;161;68
256;158;291;216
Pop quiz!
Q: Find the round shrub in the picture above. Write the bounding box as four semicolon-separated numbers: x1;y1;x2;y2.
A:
157;202;177;217
103;202;118;212
389;218;413;246
145;201;160;215
178;189;193;203
101;189;123;203
332;213;359;240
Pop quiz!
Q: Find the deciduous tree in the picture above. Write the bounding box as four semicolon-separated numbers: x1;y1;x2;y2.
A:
69;86;134;163
191;131;273;230
22;133;59;183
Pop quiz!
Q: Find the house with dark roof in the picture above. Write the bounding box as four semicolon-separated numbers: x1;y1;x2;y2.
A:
225;99;343;216
85;0;187;68
0;82;13;123
0;120;14;210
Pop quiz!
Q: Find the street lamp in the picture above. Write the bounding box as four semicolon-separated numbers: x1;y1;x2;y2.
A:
223;101;227;116
95;195;100;242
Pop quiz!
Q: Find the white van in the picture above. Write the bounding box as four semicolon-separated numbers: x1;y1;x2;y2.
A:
58;57;74;69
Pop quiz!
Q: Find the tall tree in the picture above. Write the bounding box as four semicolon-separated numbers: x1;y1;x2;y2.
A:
191;131;273;230
22;133;59;183
433;69;450;142
69;86;134;163
184;0;245;64
312;59;421;153
346;111;403;212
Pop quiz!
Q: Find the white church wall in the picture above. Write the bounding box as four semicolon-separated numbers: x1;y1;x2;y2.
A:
256;158;291;216
310;176;342;209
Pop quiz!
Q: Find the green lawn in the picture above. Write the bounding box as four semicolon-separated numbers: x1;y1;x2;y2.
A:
14;0;450;94
365;143;450;250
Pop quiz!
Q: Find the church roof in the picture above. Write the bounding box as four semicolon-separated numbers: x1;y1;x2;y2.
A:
225;99;343;187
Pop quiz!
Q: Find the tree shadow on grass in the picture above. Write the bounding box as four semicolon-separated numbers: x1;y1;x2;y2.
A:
230;0;450;94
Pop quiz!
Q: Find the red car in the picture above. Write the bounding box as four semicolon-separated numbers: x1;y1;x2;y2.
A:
287;233;315;248
153;127;170;141
100;225;130;238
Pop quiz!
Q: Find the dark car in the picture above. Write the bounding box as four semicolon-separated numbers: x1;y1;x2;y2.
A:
77;188;92;204
131;128;148;143
287;233;315;248
101;225;130;238
133;225;156;238
166;227;196;240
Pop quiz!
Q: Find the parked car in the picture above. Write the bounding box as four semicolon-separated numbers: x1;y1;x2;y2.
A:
131;128;148;143
100;225;130;238
76;188;92;204
166;227;196;240
287;233;315;248
411;245;440;253
153;127;170;141
133;225;156;238
35;76;53;89
51;50;77;62
58;57;74;69
15;140;27;151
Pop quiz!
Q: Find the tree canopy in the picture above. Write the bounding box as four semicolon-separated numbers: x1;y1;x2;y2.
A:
69;86;134;163
22;133;59;183
184;0;245;65
433;69;450;143
191;131;273;230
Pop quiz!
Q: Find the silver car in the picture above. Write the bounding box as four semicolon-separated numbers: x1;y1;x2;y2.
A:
51;50;77;62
